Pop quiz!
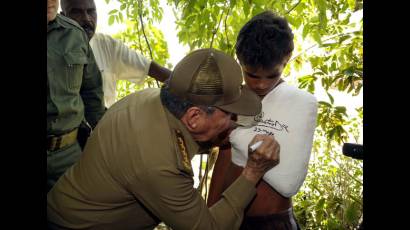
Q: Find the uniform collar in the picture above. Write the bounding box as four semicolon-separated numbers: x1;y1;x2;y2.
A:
47;14;65;33
47;19;58;33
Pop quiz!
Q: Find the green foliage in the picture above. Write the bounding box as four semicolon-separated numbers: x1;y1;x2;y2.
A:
114;22;170;100
105;0;171;100
294;113;363;229
105;0;363;228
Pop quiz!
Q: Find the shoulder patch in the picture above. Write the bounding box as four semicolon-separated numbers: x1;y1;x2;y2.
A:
174;129;193;174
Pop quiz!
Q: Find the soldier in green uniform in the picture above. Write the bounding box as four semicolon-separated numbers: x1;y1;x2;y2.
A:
47;48;281;230
47;0;105;192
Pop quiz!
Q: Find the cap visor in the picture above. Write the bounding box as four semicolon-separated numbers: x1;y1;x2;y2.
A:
217;86;261;116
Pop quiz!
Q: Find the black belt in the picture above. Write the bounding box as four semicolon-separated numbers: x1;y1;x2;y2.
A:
47;128;78;152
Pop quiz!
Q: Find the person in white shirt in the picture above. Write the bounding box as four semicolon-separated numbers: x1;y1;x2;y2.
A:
61;0;171;108
207;11;318;230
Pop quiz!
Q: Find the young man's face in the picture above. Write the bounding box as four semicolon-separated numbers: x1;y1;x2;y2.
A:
61;0;97;40
47;0;59;23
241;55;290;98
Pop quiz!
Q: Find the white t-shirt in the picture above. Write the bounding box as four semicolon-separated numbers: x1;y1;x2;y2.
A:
230;82;318;198
90;33;151;107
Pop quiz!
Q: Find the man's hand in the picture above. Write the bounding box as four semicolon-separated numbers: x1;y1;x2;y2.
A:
148;61;172;83
241;134;280;185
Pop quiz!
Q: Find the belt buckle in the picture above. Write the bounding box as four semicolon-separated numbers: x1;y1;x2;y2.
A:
48;135;62;151
47;128;78;151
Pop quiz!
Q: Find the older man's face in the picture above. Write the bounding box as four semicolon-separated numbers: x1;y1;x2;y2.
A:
61;0;97;40
47;0;59;23
192;108;233;148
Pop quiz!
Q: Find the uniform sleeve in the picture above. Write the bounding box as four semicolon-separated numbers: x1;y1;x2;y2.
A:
80;42;105;128
134;169;256;230
107;36;151;84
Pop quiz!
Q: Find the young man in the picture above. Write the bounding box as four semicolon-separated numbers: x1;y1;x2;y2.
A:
208;11;318;230
47;48;282;230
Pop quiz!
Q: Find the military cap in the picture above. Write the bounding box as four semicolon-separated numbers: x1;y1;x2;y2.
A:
168;48;261;116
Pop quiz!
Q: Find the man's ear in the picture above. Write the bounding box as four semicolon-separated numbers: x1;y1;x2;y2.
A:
182;106;204;131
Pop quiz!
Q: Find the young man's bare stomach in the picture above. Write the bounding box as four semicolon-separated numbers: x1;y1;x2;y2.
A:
225;161;291;216
208;147;291;216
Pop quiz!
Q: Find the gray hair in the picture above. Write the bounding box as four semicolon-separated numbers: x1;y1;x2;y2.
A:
160;85;215;119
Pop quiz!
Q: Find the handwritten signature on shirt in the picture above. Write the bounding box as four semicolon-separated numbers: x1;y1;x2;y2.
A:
253;112;289;135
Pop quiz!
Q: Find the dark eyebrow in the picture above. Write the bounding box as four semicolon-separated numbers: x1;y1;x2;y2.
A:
243;71;259;78
70;7;96;11
244;70;279;79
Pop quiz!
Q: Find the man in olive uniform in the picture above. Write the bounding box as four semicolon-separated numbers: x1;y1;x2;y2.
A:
47;48;281;230
47;0;105;192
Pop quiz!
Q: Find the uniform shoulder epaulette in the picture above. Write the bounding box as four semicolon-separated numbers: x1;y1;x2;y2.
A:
174;129;193;176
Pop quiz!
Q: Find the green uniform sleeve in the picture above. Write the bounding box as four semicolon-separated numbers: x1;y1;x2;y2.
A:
80;46;105;128
136;169;256;230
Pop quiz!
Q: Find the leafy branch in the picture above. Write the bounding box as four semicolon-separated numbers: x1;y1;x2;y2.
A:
210;2;230;48
289;30;360;63
138;0;160;88
224;9;232;55
286;0;302;15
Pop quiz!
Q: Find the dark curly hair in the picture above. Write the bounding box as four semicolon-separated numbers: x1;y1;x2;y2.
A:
236;11;294;69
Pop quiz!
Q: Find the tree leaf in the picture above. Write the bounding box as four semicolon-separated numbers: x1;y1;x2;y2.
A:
330;61;337;72
119;12;123;22
302;24;310;38
317;198;326;209
312;31;322;45
243;2;250;17
308;82;315;93
339;35;350;44
109;9;118;15
319;101;332;107
347;0;356;11
335;106;347;116
286;15;297;27
309;56;319;68
327;92;334;104
315;0;327;30
287;15;302;29
230;0;237;8
108;15;115;26
328;128;336;140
